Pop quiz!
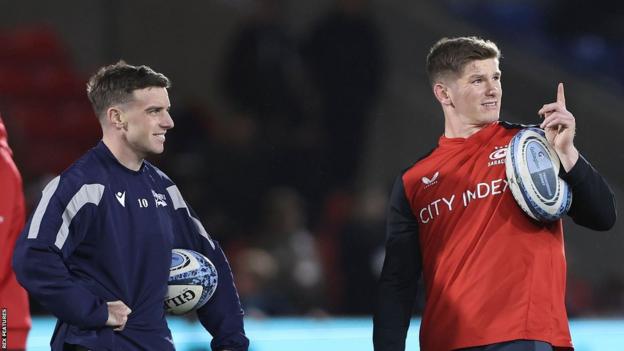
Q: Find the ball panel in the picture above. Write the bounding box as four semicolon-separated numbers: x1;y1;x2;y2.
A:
524;139;558;202
166;249;218;315
170;251;187;271
165;285;204;315
506;132;539;221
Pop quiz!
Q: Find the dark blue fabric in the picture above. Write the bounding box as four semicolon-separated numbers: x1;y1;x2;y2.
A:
13;141;248;351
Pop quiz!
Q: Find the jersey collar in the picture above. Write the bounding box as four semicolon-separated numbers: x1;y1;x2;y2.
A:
438;121;499;148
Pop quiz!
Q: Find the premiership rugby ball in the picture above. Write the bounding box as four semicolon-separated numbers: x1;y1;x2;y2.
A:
505;127;572;222
165;249;218;315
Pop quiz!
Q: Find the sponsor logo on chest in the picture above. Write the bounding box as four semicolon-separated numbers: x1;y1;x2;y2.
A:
417;178;509;224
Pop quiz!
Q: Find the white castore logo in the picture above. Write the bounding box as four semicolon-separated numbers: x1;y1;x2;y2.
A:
115;191;126;207
422;171;440;187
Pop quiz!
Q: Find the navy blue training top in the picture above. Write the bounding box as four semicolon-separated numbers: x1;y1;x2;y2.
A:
13;141;249;351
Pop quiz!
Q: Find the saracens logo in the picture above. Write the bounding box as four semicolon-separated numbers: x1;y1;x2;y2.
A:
422;171;440;188
488;146;507;167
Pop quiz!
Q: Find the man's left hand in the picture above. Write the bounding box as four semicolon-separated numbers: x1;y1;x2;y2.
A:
538;82;579;172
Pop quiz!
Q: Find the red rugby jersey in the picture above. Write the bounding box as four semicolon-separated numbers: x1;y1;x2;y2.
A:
374;121;616;351
0;116;30;349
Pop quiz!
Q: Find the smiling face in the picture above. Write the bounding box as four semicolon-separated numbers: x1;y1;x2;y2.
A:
444;58;502;126
119;87;173;159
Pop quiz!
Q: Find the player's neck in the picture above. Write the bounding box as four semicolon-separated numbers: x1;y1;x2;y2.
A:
444;116;492;139
102;136;144;171
444;123;483;139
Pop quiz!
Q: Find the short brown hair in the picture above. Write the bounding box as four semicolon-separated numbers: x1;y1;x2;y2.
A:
86;60;171;119
426;36;501;85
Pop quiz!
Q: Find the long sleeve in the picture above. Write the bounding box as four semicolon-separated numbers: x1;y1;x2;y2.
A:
199;240;248;351
0;148;22;286
561;154;617;231
12;176;109;328
373;175;422;351
166;184;249;351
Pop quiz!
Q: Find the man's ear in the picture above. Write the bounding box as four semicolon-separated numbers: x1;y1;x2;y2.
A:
433;83;453;106
107;107;127;130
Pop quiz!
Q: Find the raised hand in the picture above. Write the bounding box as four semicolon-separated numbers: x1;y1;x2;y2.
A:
538;83;579;171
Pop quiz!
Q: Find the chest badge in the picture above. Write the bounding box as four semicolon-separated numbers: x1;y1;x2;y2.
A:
488;146;507;167
152;190;168;208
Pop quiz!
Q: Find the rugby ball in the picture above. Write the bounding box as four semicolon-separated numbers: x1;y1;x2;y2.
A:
165;249;218;315
505;127;572;222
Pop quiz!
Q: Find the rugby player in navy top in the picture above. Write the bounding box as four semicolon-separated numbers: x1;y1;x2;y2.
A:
13;61;249;351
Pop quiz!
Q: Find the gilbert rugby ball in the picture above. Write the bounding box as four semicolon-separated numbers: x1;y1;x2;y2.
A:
165;249;218;315
505;128;572;222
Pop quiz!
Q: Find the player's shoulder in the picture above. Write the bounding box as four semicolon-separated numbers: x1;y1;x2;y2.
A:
396;146;439;186
40;146;108;204
404;147;438;171
62;145;107;182
495;121;541;144
144;161;175;186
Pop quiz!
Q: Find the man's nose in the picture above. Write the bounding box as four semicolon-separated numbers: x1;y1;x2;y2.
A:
162;112;174;129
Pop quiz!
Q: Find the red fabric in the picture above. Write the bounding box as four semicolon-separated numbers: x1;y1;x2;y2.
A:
0;116;30;349
403;122;572;350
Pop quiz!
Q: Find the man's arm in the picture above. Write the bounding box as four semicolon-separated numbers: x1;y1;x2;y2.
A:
166;184;249;351
373;175;422;351
197;239;249;351
561;155;617;230
538;83;616;230
12;176;109;328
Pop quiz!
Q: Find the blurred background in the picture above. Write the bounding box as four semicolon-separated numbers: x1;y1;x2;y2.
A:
1;0;622;349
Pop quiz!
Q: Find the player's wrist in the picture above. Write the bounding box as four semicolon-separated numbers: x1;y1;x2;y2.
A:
556;146;579;172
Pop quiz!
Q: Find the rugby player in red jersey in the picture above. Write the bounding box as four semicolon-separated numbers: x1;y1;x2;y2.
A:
373;37;616;351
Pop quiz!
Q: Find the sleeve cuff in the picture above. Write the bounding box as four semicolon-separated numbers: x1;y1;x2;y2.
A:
96;302;110;327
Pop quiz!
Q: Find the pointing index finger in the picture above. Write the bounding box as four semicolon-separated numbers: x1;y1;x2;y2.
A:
557;82;565;107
